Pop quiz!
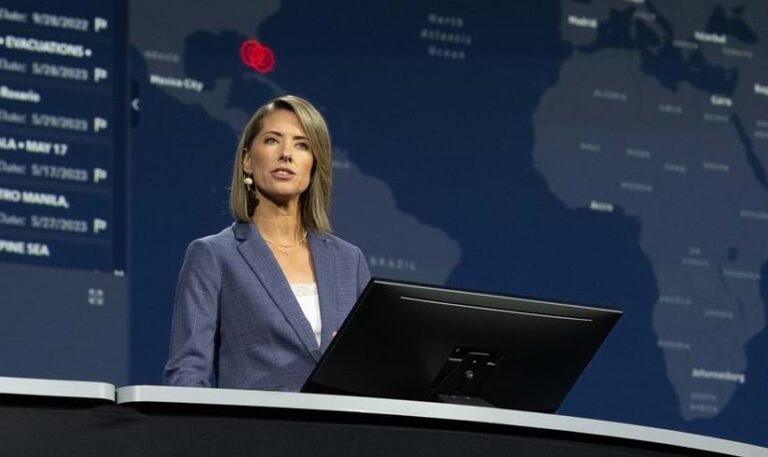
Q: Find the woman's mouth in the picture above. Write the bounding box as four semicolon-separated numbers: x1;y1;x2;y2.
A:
271;168;296;179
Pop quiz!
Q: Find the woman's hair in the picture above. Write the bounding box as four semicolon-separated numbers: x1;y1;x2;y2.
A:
229;95;332;233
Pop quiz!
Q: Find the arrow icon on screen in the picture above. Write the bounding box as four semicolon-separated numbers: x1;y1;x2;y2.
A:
131;98;140;111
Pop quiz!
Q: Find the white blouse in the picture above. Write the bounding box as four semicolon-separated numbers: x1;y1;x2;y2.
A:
289;283;321;345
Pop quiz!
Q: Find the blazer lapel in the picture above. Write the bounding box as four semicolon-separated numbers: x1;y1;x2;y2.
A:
234;222;320;359
308;232;339;354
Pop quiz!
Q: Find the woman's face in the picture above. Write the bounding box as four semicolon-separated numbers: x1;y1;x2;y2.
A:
243;109;314;204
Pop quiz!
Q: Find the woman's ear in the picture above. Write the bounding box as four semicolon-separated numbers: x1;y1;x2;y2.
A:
242;149;252;174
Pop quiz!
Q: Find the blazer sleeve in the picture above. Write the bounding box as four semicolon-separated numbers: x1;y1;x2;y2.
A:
163;238;221;387
356;246;371;296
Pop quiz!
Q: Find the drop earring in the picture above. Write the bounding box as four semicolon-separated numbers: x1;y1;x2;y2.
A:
243;173;258;214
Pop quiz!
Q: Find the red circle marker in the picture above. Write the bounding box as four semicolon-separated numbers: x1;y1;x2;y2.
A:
240;39;275;73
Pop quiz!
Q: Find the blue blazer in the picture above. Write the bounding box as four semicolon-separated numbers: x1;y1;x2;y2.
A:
164;221;371;391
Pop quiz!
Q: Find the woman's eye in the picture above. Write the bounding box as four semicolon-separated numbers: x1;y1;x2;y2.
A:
265;137;277;144
296;142;309;150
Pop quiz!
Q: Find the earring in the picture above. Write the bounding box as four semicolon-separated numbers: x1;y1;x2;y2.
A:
243;173;255;193
243;173;258;215
243;173;257;197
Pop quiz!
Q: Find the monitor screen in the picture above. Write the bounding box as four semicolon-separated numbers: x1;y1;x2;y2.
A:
303;279;622;413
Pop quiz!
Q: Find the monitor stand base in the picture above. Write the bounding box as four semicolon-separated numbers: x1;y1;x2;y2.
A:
437;394;495;408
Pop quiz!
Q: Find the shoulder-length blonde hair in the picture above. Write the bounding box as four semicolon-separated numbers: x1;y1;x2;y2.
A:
229;95;332;233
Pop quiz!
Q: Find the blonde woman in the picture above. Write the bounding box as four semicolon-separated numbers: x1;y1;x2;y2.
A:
164;95;370;390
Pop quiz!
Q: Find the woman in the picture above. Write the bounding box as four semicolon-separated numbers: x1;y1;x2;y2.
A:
164;95;371;390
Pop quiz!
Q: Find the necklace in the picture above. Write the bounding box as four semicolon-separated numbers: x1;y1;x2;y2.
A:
263;231;307;251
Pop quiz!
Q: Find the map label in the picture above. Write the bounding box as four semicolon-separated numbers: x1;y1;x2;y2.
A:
663;163;687;173
568;15;598;29
589;200;613;212
710;95;732;107
694;31;726;45
149;74;204;92
691;368;745;384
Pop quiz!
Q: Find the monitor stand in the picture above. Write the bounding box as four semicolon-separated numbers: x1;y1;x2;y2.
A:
427;347;501;407
436;394;495;407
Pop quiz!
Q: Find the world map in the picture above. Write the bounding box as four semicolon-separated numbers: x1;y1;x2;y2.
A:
128;0;768;446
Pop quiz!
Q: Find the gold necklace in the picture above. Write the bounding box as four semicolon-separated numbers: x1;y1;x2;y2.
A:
263;231;307;250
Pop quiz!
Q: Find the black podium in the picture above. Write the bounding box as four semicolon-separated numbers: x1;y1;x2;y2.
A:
0;377;765;457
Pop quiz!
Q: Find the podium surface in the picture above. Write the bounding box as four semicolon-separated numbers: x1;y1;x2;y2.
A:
117;385;766;457
0;377;765;457
0;375;114;401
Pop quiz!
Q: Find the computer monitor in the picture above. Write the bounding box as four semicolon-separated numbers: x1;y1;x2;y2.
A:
302;279;622;413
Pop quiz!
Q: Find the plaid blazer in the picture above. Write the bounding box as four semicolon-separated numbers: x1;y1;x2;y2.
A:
164;221;370;391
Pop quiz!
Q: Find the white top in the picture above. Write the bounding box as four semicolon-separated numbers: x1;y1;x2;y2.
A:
290;282;321;345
